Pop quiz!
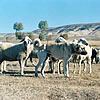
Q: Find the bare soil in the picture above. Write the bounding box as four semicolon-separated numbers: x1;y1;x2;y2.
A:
0;60;100;100
0;40;100;100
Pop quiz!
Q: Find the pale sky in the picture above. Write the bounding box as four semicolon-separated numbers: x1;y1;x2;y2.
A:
0;0;100;33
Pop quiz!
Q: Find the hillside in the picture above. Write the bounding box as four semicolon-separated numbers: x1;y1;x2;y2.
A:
33;23;100;40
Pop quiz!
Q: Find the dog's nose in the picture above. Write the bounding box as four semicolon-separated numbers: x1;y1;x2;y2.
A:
81;51;87;55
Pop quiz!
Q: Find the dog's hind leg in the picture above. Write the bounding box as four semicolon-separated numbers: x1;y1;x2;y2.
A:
35;50;47;77
41;57;49;78
49;61;53;73
57;60;62;74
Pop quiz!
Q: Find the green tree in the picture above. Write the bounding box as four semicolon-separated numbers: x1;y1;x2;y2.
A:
38;20;48;32
13;22;23;33
13;22;24;39
13;22;19;33
18;23;23;31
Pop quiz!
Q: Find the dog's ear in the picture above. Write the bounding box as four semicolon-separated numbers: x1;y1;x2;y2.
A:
34;41;39;47
28;39;32;44
30;42;33;45
75;44;80;51
24;39;33;51
20;36;32;43
24;41;27;51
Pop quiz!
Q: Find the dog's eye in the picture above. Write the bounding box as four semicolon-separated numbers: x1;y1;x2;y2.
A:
76;46;79;50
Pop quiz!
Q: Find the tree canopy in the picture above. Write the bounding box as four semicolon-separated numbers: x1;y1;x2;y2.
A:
13;22;23;32
38;20;48;32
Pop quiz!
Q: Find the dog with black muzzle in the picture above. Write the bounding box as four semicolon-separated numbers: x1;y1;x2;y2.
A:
35;42;87;78
72;42;92;74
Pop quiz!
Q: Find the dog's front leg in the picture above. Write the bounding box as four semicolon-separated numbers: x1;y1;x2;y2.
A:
0;62;4;74
57;60;60;74
19;60;24;75
3;61;7;72
25;56;29;66
83;60;87;72
89;59;92;73
35;63;40;77
79;60;82;74
58;60;62;74
64;59;69;77
73;60;77;74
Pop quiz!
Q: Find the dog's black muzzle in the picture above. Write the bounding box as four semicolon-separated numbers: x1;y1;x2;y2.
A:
81;51;87;55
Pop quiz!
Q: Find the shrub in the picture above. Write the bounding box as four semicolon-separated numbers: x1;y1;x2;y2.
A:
60;34;68;40
46;35;52;41
39;33;44;41
15;32;25;40
6;37;9;42
28;32;35;40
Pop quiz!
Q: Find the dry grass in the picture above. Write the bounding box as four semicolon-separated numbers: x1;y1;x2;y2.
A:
88;40;100;48
46;40;100;48
88;40;100;45
0;40;100;100
0;61;100;100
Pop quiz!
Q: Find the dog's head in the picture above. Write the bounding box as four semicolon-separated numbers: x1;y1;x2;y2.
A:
33;38;42;48
55;37;66;43
78;38;88;46
73;43;87;55
21;36;33;51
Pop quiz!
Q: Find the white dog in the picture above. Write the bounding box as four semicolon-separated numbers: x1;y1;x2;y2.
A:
72;38;92;74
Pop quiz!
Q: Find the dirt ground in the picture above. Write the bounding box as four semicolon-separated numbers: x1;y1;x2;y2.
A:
0;40;100;100
0;60;100;100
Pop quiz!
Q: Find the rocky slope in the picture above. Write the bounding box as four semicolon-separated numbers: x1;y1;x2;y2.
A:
33;23;100;40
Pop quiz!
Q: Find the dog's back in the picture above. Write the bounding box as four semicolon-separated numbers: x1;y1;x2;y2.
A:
46;43;68;59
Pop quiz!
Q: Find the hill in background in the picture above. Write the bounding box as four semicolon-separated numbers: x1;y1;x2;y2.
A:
1;22;100;41
33;22;100;40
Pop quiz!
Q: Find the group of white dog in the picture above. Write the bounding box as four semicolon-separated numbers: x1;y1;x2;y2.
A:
0;36;99;78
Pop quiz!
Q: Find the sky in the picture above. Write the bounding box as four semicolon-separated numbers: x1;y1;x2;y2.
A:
0;0;100;33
